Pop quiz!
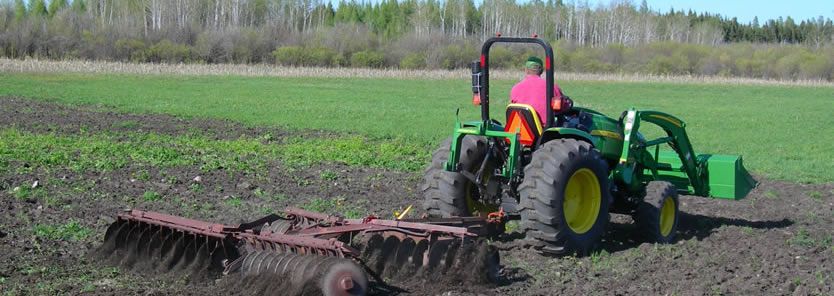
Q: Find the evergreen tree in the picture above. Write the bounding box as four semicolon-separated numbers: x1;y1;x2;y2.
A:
13;0;26;22
70;0;86;12
29;0;48;16
48;0;68;17
639;0;648;14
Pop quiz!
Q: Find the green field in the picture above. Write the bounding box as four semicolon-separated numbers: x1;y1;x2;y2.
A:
1;72;832;183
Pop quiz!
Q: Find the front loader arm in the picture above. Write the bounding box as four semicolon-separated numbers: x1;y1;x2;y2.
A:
618;109;708;196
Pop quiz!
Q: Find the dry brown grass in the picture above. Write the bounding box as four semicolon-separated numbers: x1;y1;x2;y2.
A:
2;58;832;87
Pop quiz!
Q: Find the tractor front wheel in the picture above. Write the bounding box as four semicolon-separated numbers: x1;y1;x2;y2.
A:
635;181;679;243
518;139;611;255
420;136;499;218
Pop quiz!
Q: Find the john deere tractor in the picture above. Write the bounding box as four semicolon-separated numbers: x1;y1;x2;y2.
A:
420;37;756;255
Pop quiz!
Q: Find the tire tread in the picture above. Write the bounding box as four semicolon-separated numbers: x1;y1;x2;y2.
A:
518;139;611;255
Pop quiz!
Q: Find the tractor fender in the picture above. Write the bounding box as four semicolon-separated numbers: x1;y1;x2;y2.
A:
539;128;598;147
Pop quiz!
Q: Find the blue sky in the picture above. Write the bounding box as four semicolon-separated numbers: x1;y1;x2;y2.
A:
624;0;834;23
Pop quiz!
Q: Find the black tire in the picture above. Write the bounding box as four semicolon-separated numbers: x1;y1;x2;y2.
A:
635;181;679;244
420;136;492;217
518;139;611;255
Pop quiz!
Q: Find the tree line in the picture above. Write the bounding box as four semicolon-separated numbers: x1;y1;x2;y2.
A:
1;0;832;80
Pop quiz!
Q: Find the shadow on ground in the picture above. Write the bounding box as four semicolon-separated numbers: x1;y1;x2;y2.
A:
600;212;793;254
492;211;793;257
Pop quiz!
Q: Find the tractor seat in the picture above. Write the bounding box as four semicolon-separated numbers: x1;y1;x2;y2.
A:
505;104;543;146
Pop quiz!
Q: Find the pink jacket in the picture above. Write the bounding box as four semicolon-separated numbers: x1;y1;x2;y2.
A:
510;75;563;125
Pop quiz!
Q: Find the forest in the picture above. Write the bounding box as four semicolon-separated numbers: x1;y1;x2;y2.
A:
1;0;833;80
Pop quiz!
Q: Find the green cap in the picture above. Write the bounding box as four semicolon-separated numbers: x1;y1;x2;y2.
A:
525;56;543;69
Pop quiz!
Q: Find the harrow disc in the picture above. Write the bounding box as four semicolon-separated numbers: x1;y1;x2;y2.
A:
239;250;368;296
261;218;294;234
94;219;239;281
94;208;500;295
357;234;500;284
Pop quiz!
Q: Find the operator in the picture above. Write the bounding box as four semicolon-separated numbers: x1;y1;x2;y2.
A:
510;56;565;125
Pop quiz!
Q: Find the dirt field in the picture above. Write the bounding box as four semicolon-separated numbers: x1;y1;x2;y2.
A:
1;97;832;295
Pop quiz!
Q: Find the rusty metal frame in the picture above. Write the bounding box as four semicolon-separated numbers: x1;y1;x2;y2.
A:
115;207;485;262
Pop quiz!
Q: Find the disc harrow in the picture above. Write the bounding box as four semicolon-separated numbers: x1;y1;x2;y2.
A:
95;207;499;295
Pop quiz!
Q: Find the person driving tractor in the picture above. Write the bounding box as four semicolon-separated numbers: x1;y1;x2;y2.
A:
510;56;564;125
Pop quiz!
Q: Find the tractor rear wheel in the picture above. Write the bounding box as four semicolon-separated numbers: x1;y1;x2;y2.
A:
635;181;679;243
518;139;610;255
420;136;499;218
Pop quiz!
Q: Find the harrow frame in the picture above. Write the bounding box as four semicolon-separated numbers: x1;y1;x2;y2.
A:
101;207;498;296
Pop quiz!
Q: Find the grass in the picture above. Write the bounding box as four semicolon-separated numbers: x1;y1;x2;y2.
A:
319;169;339;181
0;128;275;173
188;183;203;192
114;120;139;129
224;196;242;207
3;262;147;295
788;227;833;249
142;191;162;202
504;220;520;233
134;169;151;181
0;128;426;175
9;186;46;200
302;197;365;219
33;220;92;241
6;58;833;86
1;72;833;182
280;136;427;171
7;185;64;206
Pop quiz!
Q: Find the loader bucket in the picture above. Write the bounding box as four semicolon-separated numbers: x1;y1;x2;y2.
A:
702;154;757;200
653;151;756;200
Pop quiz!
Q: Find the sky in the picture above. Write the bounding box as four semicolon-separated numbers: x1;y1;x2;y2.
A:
628;0;834;23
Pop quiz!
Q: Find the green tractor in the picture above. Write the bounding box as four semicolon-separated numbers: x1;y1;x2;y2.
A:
420;37;756;255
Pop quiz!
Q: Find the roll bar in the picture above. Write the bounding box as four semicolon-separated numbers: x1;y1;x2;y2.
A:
476;37;556;128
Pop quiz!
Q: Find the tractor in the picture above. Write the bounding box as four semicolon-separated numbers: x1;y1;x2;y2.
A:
420;36;756;255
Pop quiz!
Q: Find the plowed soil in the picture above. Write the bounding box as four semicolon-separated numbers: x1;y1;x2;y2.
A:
1;97;832;295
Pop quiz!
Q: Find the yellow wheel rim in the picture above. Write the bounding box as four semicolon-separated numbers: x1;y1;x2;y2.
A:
563;168;601;234
465;164;498;216
660;197;676;236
